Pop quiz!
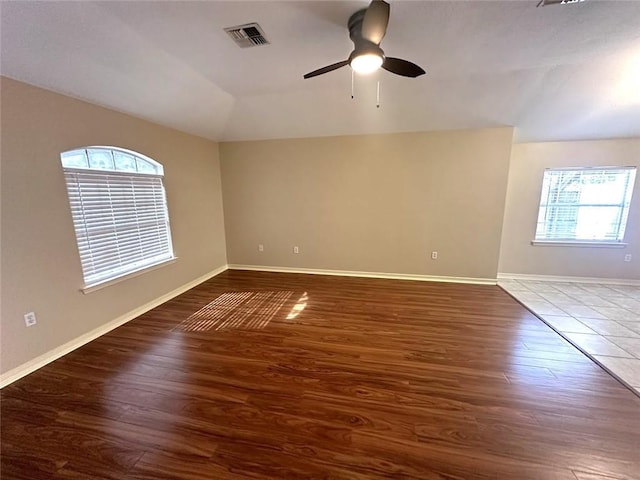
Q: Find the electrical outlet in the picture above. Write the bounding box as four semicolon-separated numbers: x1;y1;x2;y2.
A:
293;246;300;254
431;251;438;260
258;244;264;252
24;312;37;327
624;254;632;262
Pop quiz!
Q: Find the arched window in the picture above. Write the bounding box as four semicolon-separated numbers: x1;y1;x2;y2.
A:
61;147;174;290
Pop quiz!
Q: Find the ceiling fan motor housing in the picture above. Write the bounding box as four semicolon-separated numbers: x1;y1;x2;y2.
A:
348;9;385;60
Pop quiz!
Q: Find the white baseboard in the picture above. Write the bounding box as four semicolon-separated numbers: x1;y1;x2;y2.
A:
228;264;497;285
497;272;640;286
0;264;229;389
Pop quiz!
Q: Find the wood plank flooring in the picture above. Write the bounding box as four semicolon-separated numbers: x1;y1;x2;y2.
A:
2;270;639;480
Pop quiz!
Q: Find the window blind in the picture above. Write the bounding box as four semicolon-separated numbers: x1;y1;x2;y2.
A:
64;169;174;287
535;167;636;242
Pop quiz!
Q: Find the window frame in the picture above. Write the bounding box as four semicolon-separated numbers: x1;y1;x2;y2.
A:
532;165;636;247
61;147;176;292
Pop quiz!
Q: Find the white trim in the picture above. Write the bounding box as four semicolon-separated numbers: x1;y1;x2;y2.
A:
0;265;228;389
531;240;627;248
228;264;497;285
82;257;178;293
542;166;637;172
497;272;640;286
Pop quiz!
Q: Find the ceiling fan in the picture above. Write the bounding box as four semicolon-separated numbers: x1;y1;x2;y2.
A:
303;0;426;79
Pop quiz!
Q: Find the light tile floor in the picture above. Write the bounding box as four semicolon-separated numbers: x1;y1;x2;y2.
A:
498;279;640;395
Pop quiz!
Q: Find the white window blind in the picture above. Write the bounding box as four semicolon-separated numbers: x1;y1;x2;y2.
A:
534;167;636;243
61;148;174;288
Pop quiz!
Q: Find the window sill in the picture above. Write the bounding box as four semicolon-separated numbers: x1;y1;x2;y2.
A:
531;240;627;248
82;257;178;294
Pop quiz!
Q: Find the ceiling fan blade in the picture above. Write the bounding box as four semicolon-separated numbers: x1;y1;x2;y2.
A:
361;0;390;45
303;60;349;79
382;57;426;78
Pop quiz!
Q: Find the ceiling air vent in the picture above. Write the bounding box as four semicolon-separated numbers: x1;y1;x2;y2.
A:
224;23;269;48
537;0;586;6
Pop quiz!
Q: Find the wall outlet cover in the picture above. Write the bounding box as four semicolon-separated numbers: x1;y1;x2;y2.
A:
24;312;37;327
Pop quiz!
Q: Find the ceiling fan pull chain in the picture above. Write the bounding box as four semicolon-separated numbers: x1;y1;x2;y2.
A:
376;81;380;108
351;70;355;100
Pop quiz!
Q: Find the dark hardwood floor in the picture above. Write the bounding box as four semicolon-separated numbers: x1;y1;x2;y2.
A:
2;270;639;480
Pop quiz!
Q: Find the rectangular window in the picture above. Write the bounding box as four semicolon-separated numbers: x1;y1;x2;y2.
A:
64;168;174;289
534;167;636;244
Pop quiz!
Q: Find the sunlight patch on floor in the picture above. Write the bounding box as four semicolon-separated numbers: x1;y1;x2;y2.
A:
176;291;293;332
287;292;308;320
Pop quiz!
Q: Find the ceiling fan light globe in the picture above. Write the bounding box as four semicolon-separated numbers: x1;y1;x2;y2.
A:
350;53;383;74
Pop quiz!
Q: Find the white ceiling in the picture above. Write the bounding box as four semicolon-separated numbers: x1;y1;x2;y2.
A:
2;1;639;143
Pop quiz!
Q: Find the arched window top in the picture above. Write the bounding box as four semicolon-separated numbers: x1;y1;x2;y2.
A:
61;147;163;176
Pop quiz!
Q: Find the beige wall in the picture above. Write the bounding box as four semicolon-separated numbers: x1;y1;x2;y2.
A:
499;139;640;280
220;128;514;280
1;77;227;374
4;76;634;381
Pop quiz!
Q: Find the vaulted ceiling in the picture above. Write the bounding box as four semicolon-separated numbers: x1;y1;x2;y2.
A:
2;1;639;143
